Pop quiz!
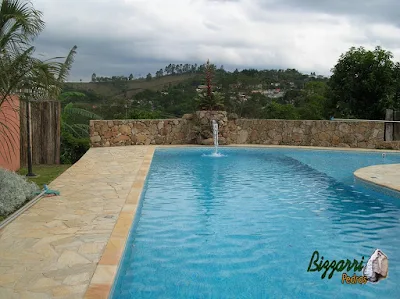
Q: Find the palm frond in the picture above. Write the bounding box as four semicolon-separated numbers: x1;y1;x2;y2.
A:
61;121;80;138
0;0;45;52
57;45;77;84
61;121;90;138
63;103;102;120
69;123;90;138
59;91;86;103
0;46;35;103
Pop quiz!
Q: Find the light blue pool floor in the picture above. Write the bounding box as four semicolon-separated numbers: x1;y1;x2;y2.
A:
111;148;400;299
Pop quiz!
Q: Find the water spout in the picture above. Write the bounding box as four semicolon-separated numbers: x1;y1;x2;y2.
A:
212;120;219;154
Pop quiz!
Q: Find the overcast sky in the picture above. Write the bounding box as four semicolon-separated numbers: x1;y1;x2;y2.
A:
32;0;400;82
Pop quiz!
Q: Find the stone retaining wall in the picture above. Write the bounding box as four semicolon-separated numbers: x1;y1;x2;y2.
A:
90;113;388;149
90;119;193;146
227;119;385;148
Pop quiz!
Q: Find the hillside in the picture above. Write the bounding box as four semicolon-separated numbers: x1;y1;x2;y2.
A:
62;66;330;121
65;73;196;100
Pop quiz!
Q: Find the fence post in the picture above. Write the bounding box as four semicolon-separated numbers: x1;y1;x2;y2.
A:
26;101;36;176
393;110;400;141
385;109;394;142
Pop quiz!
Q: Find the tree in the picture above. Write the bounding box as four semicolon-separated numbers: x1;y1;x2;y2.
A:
155;69;163;78
263;102;299;119
390;63;400;110
0;0;77;165
328;46;395;119
146;73;152;81
61;102;102;138
196;60;224;110
129;73;133;80
59;92;102;164
297;81;328;120
0;0;44;104
0;0;44;163
91;73;96;82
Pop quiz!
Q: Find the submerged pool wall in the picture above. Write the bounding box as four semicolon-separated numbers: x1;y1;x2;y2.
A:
90;112;399;149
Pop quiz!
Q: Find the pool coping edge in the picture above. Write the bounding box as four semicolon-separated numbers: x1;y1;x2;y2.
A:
84;147;155;299
354;164;400;195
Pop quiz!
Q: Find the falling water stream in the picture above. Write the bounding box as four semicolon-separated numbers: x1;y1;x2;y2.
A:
212;120;218;155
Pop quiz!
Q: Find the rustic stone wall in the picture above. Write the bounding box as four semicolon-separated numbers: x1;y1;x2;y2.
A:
90;113;387;149
90;119;194;146
375;141;400;150
192;111;229;145
226;119;385;148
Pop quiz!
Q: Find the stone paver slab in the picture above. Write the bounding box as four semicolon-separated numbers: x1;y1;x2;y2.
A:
0;146;151;298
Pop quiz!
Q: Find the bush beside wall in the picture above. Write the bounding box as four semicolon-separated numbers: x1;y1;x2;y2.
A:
0;168;39;218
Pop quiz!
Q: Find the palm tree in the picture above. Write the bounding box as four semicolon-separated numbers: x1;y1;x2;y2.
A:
0;0;77;164
60;96;102;139
0;0;44;51
0;0;45;104
59;94;102;164
0;0;44;163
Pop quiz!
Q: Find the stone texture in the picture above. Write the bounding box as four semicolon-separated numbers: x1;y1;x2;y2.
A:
91;119;190;147
354;164;400;193
182;113;193;120
0;146;152;298
90;114;387;149
192;110;229;145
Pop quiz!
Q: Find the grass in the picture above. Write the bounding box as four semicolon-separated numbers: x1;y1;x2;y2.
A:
18;164;71;188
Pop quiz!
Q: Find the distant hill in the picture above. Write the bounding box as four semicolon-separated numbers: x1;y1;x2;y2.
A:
65;73;196;100
63;66;328;111
61;66;330;121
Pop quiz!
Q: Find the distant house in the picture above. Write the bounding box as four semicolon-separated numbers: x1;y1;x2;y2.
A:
250;88;285;98
196;85;208;93
251;90;263;94
249;84;263;89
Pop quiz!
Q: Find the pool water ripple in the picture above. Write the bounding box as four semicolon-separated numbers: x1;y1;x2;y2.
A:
111;148;400;299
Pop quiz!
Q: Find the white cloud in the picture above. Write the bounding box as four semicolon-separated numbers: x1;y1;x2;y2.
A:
31;0;400;81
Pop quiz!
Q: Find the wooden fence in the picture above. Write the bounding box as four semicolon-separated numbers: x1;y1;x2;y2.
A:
20;100;61;166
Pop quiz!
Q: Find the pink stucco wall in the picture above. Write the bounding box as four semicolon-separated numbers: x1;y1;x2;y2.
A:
0;96;20;171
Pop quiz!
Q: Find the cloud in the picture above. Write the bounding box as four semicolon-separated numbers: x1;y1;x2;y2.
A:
31;0;400;81
258;0;400;26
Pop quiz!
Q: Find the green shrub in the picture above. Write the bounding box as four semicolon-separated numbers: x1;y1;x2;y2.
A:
0;168;39;218
196;91;225;111
128;110;163;119
60;131;90;164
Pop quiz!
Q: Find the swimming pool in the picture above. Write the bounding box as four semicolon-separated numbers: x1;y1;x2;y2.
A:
111;147;400;298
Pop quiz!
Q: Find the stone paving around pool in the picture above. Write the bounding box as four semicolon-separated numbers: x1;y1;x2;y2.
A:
0;146;153;299
1;145;399;299
354;163;400;193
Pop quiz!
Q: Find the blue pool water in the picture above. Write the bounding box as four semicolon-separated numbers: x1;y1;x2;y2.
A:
111;147;400;299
